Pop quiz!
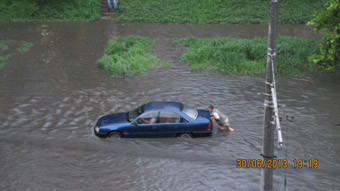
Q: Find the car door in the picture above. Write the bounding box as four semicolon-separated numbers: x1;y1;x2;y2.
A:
132;111;160;137
158;111;191;136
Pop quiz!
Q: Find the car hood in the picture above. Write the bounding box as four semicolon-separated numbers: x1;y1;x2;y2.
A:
97;112;128;126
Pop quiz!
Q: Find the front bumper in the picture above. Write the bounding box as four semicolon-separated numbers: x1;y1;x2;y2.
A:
94;126;108;138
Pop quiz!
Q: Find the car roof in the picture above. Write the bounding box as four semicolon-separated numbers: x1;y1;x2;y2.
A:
143;101;183;112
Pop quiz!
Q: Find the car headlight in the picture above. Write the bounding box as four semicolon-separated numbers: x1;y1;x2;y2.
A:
94;126;99;133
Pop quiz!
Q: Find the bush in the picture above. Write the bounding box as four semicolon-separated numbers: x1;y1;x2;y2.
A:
308;0;340;71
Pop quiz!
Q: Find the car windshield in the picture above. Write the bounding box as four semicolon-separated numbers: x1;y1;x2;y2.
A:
127;105;144;122
182;105;198;119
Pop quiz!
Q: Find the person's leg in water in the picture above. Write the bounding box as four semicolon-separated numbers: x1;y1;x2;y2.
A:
226;124;234;131
216;120;226;130
224;121;234;131
218;120;234;131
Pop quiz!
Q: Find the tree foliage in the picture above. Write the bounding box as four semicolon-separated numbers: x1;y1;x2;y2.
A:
308;0;340;70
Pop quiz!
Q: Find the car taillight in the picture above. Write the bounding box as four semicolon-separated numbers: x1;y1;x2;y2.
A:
207;121;211;130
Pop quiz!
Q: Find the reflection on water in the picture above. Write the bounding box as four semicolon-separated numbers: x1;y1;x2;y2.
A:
0;22;339;191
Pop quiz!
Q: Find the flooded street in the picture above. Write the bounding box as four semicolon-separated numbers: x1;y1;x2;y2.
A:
0;22;339;190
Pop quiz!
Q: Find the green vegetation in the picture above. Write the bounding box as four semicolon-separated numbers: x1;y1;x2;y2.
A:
18;42;34;53
308;0;340;71
0;56;5;67
0;54;12;68
97;36;169;77
0;0;101;22
0;40;12;50
0;39;33;68
113;0;324;24
175;36;320;75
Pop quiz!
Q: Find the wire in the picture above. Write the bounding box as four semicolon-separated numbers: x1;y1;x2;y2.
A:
282;110;293;191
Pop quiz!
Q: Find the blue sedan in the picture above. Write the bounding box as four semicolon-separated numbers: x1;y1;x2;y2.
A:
94;101;212;138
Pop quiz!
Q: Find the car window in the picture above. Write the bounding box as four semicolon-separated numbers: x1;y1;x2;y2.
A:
136;111;159;125
159;111;188;124
128;104;144;122
182;105;198;119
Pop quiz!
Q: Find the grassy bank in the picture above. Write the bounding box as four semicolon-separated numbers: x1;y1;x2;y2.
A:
97;36;169;77
0;0;101;22
175;36;320;75
0;39;34;68
113;0;324;24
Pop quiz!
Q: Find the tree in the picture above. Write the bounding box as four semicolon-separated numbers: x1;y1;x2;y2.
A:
308;0;340;71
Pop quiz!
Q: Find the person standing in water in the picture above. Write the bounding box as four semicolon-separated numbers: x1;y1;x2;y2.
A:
209;105;234;131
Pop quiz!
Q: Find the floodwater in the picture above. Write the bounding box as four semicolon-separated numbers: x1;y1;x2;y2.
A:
0;22;339;191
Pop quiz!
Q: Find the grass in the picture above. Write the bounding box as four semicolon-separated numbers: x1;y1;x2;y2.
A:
175;36;321;75
0;54;12;68
113;0;324;24
97;36;170;77
0;39;33;68
18;41;34;53
0;40;13;50
0;56;5;67
0;0;101;22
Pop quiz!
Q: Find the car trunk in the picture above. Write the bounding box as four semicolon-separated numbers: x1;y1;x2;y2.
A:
197;109;210;120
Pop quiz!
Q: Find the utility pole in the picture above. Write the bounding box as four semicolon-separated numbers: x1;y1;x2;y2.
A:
261;0;278;191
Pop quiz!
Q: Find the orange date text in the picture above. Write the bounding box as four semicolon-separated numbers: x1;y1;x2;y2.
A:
236;159;288;169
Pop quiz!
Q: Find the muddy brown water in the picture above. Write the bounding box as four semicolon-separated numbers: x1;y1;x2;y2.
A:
0;22;339;190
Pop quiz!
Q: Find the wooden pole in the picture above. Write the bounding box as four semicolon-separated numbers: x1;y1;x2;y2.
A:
261;0;278;191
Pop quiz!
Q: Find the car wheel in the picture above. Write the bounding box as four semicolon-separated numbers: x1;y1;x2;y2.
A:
108;131;122;138
179;133;192;138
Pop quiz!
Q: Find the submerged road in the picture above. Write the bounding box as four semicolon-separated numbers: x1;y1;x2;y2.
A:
0;22;339;190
